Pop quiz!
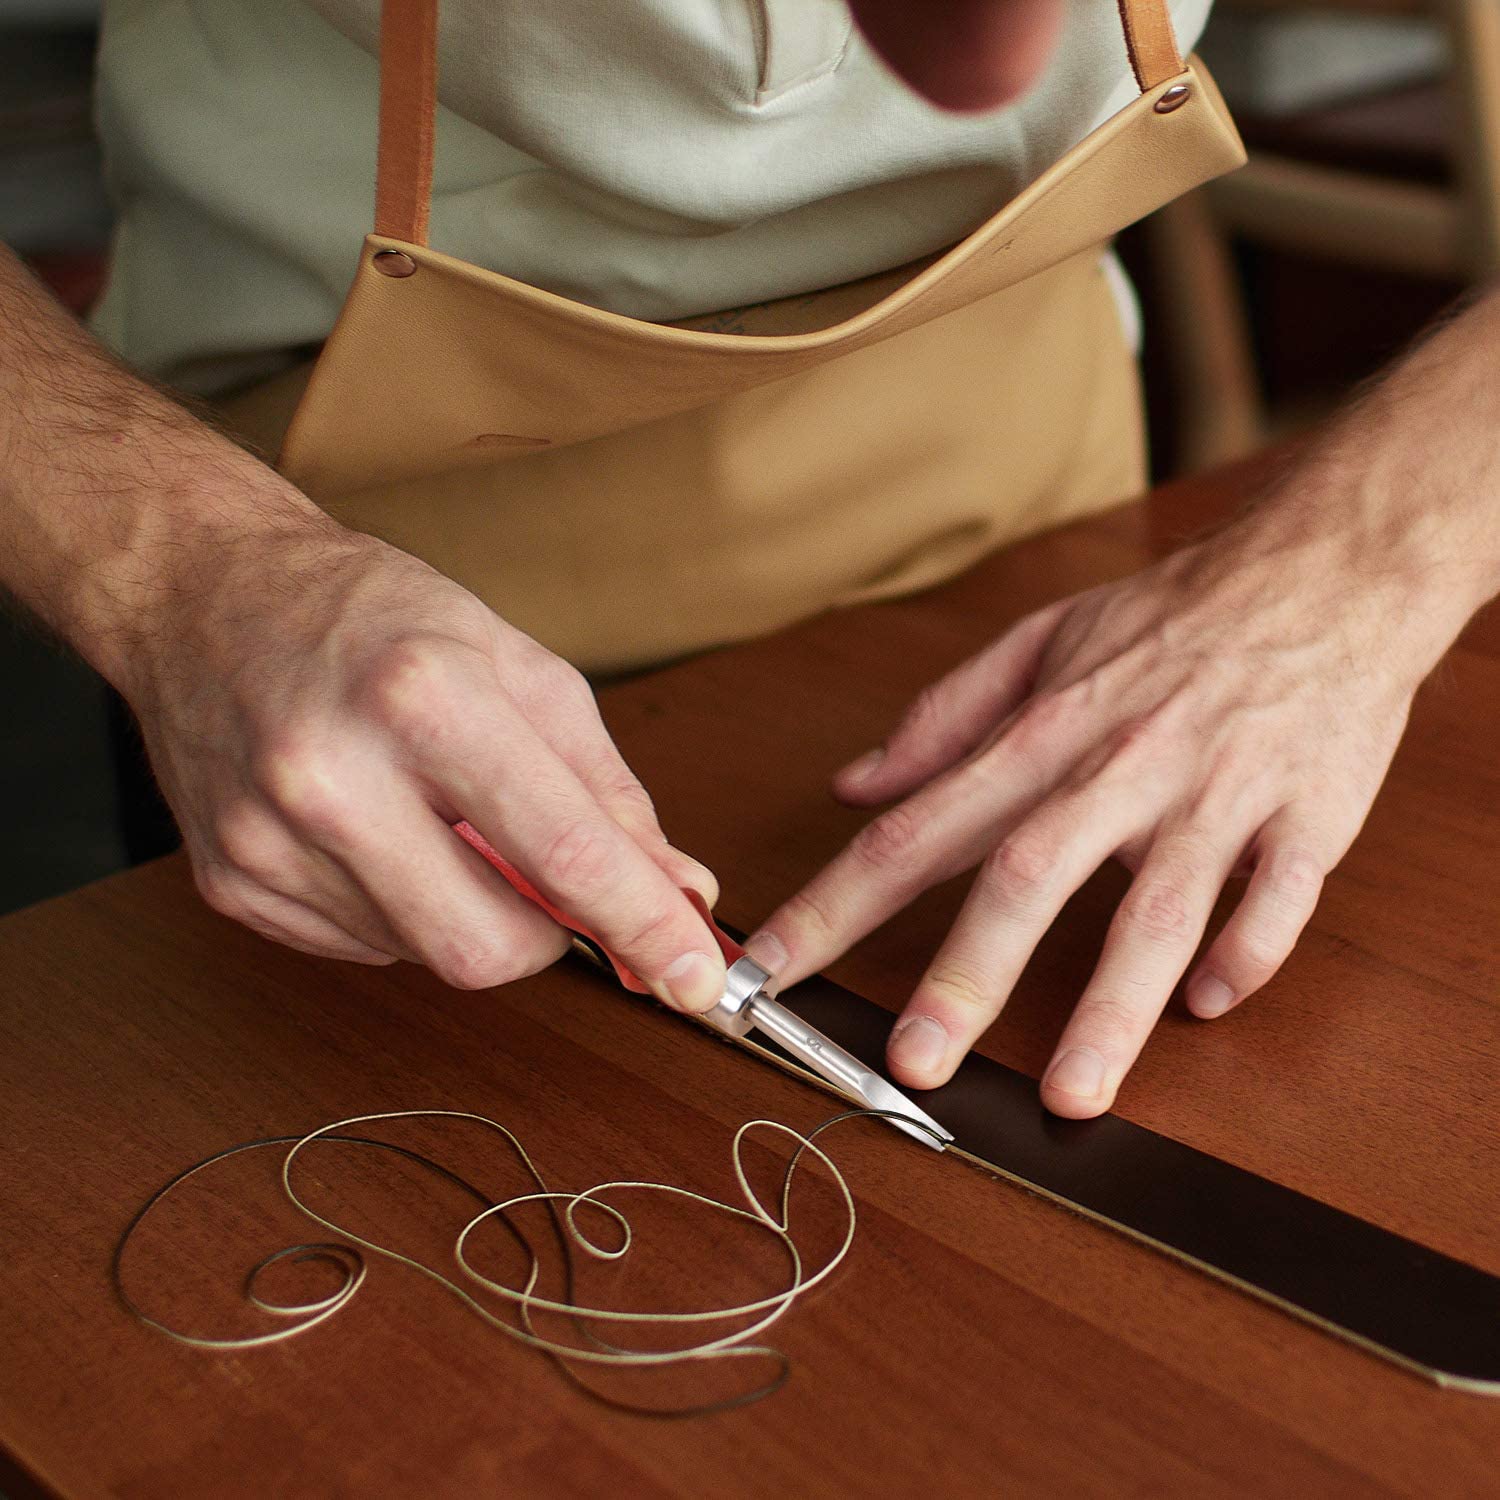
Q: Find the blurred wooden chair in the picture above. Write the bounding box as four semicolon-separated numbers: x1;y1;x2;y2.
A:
1148;0;1500;471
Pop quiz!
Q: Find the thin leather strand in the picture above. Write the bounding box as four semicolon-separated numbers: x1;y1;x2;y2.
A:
116;1109;943;1415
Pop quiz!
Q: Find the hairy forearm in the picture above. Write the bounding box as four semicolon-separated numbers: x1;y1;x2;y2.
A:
1239;284;1500;672
0;243;331;691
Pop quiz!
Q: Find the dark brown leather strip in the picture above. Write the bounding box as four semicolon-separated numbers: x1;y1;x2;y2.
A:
370;0;1186;245
695;945;1500;1393
374;0;437;244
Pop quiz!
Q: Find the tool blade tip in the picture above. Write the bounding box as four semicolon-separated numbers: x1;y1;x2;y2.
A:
860;1076;953;1151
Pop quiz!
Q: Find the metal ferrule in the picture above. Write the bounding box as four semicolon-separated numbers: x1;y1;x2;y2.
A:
697;955;775;1038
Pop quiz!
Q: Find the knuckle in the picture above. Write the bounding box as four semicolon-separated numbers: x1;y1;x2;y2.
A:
1154;822;1219;869
212;802;283;881
610;900;684;960
899;684;948;745
1006;692;1066;751
777;886;842;947
1073;993;1141;1049
960;739;1017;796
361;637;457;732
1121;879;1194;945
539;818;620;892
431;938;524;991
1186;752;1264;813
603;774;657;823
516;653;594;715
851;804;925;870
439;918;571;988
1105;711;1165;767
988;831;1056;897
921;958;993;1015
1271;848;1325;903
547;659;593;702
192;861;249;921
1226;925;1286;978
253;737;353;835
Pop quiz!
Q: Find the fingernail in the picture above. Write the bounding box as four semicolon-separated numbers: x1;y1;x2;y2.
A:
746;931;788;975
889;1015;948;1077
661;951;725;1013
1188;974;1237;1019
1045;1046;1107;1099
839;748;885;786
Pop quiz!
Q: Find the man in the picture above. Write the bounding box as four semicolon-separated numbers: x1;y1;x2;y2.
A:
2;0;1495;1122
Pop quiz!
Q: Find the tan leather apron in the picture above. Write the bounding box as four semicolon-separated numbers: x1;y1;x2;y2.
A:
239;0;1245;675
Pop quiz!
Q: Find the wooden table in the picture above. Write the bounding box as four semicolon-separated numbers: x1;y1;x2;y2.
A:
3;455;1498;1499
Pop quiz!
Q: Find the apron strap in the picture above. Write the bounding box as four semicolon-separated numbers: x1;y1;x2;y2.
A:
373;0;1185;246
1116;0;1184;91
374;0;439;244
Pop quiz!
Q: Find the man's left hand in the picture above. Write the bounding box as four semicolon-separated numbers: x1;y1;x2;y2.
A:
749;501;1450;1117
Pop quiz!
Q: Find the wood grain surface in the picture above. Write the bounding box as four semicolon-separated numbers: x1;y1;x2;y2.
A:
2;452;1498;1499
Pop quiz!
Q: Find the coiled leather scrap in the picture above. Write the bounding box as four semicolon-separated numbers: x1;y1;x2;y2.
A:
706;948;1500;1395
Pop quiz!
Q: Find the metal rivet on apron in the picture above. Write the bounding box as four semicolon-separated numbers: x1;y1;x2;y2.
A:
372;250;417;278
1153;84;1191;114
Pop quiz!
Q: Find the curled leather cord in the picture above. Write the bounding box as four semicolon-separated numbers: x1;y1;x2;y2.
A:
115;1109;941;1418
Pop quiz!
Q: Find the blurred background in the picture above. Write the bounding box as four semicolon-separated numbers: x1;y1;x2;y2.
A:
2;0;1497;916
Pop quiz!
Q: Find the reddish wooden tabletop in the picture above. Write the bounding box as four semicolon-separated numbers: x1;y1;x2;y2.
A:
2;454;1498;1499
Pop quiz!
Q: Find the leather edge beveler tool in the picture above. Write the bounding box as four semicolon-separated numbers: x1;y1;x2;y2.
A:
452;821;953;1152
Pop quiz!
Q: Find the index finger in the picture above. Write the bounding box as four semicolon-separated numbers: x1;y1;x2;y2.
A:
438;701;728;1014
884;782;1136;1090
748;738;1054;988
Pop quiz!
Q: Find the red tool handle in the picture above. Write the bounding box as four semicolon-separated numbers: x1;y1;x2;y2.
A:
452;820;744;991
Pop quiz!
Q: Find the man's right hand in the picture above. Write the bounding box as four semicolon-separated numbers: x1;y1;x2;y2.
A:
0;245;726;1010
126;517;728;1005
